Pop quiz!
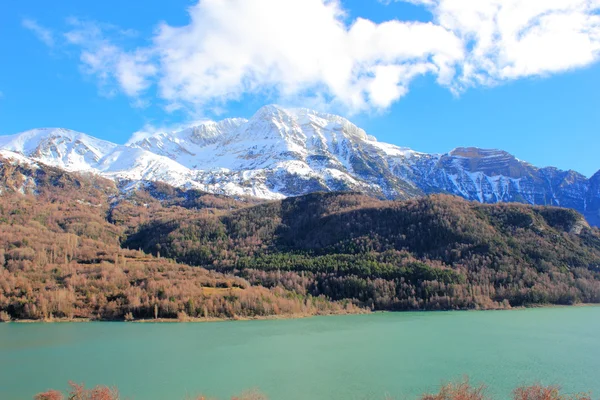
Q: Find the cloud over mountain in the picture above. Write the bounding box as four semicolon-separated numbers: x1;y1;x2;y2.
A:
25;0;600;113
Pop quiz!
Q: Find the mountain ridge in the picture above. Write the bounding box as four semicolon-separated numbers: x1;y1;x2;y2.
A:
1;104;598;225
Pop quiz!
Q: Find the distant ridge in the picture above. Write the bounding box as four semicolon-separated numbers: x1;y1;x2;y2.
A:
0;104;598;225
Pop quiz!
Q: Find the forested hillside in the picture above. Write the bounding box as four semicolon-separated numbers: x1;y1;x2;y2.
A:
0;159;359;321
126;192;600;311
2;157;600;321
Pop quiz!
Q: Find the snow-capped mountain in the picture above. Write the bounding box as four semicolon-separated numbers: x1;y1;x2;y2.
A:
0;128;201;191
1;105;599;225
127;105;423;199
0;128;116;171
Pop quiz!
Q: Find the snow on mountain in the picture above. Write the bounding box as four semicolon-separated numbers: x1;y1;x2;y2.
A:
0;105;599;224
126;105;424;199
0;128;117;172
95;147;197;186
0;149;40;167
131;118;248;170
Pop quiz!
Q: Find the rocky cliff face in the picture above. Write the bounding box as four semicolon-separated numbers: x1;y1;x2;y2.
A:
585;171;600;226
398;147;591;208
0;105;598;225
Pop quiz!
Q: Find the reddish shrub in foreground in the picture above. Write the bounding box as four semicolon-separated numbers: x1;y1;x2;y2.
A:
34;380;594;400
34;390;63;400
62;382;119;400
513;385;591;400
420;379;488;400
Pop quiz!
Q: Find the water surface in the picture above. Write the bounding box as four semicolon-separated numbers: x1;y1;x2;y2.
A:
1;307;599;399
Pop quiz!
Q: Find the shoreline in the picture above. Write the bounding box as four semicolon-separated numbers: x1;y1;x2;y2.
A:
4;302;599;324
5;309;370;324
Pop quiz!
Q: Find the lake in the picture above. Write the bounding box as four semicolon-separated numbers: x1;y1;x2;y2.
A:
1;307;599;400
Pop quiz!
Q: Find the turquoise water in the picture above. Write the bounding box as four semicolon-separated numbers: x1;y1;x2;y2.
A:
1;307;599;400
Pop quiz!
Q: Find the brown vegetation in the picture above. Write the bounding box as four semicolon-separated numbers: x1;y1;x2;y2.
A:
420;379;488;400
512;385;591;400
126;191;600;311
33;381;592;400
0;161;360;321
420;380;590;400
2;158;600;320
34;382;120;400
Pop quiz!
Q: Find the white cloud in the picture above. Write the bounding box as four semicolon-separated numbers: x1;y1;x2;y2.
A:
150;0;463;112
22;19;55;47
64;19;155;97
398;0;600;90
60;0;600;113
59;0;463;112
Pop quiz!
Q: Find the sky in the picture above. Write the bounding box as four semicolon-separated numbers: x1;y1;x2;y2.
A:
0;0;599;176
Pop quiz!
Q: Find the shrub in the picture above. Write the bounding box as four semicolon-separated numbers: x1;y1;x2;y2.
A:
513;385;591;400
420;379;488;400
34;391;63;400
0;311;11;322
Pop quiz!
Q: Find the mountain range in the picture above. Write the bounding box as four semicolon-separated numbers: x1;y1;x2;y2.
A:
1;104;598;226
2;158;600;318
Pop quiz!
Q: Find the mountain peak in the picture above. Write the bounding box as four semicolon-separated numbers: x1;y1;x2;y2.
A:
247;104;371;142
0;127;79;146
1;107;598;226
0;128;117;171
0;127;112;147
441;147;532;179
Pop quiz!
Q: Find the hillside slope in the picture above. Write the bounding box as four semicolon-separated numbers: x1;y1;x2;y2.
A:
2;156;600;315
0;159;359;321
126;191;600;310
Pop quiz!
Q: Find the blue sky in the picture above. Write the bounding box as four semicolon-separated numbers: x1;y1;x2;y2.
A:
1;0;599;176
